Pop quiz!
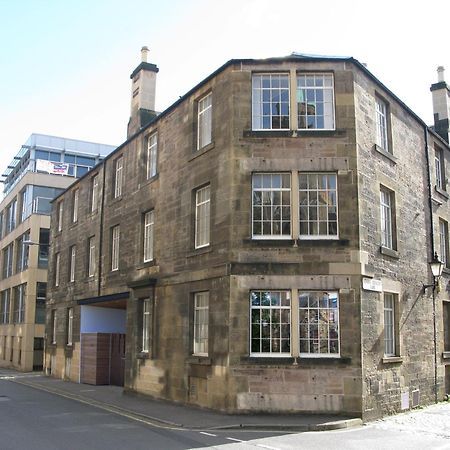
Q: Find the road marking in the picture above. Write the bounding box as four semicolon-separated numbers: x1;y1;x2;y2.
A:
200;432;217;437
226;437;244;442
256;445;281;450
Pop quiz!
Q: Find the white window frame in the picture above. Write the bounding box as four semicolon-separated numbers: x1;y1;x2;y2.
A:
439;219;449;268
55;253;60;287
197;93;212;150
298;291;340;357
88;236;95;277
143;210;154;262
297;73;335;130
73;189;79;223
375;97;389;152
1;289;10;324
111;225;120;271
57;201;63;232
67;307;73;346
195;185;210;249
435;147;446;191
114;156;123;198
250;290;292;357
142;298;151;353
193;292;209;356
91;175;99;212
252;73;290;130
252;173;291;239
147;133;158;180
52;310;57;344
299;173;338;239
380;186;395;250
384;293;396;357
69;246;76;283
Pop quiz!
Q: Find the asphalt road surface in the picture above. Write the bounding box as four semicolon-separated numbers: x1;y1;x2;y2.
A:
0;378;289;450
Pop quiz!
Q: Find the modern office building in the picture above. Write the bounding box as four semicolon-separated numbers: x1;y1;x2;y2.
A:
46;51;450;420
0;134;115;371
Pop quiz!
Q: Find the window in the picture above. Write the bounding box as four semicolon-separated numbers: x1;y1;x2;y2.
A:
250;290;340;357
297;73;335;130
6;199;17;234
146;133;158;180
2;244;14;278
197;93;212;149
0;289;10;324
55;253;61;287
193;292;209;356
72;189;79;222
299;291;339;356
91;174;99;212
57;201;63;232
51;310;57;344
16;231;30;272
444;301;450;352
250;290;291;356
252;173;291;238
38;228;49;268
111;225;120;271
67;308;73;346
384;293;397;356
435;147;446;191
252;74;290;130
13;284;26;324
142;299;151;353
299;173;338;238
88;236;95;277
440;219;449;268
35;283;46;324
375;97;390;152
69;246;76;282
143;211;154;262
380;186;396;250
114;156;123;198
195;185;210;248
19;188;27;223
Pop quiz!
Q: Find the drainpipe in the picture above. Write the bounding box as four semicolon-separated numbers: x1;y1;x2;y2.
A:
424;125;439;403
97;159;107;297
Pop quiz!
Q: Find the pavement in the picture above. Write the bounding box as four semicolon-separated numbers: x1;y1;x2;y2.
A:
0;368;362;432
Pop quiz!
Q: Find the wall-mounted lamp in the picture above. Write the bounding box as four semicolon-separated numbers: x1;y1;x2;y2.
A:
423;252;444;291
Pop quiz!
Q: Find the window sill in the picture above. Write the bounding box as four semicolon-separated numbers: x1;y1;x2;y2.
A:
380;246;399;259
435;186;449;200
189;141;215;161
187;356;212;365
382;356;403;364
373;144;397;163
110;196;123;205
187;246;212;258
136;352;150;360
243;129;345;138
442;351;450;360
442;267;450;275
244;238;349;247
140;173;159;188
240;356;351;365
136;259;158;270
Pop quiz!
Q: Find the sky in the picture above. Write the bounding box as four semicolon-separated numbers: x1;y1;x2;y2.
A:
0;0;449;172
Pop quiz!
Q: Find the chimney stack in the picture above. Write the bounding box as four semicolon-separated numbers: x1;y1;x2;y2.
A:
431;65;450;143
127;46;159;138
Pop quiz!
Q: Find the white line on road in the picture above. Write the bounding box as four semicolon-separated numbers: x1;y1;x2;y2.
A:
226;437;244;442
200;432;217;437
256;444;281;450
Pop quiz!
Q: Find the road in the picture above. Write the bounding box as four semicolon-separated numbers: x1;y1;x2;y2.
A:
0;378;288;450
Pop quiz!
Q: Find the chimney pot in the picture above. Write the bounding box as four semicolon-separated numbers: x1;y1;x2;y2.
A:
437;66;445;82
141;46;149;63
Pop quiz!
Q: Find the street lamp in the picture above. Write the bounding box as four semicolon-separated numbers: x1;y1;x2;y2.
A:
423;251;444;404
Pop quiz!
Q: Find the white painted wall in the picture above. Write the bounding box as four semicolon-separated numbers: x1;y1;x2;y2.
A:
80;305;126;333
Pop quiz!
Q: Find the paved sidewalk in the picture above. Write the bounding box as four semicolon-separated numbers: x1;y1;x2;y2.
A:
0;368;361;432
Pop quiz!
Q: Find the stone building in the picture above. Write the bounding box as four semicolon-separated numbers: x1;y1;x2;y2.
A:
46;50;450;420
0;134;115;371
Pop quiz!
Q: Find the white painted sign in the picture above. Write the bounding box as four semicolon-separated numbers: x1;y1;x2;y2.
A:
362;277;382;292
36;159;69;175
